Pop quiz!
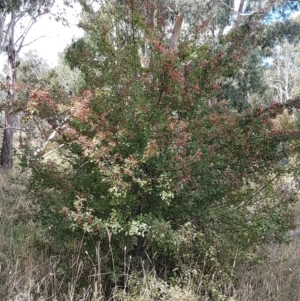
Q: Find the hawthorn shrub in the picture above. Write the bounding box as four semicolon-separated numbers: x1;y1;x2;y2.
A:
22;0;300;298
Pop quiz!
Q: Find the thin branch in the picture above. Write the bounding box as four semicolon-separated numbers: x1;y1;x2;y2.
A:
14;9;30;23
33;131;58;156
230;173;280;211
0;8;37;55
20;35;47;49
218;0;265;17
0;15;13;54
33;117;69;156
16;17;38;53
42;144;65;158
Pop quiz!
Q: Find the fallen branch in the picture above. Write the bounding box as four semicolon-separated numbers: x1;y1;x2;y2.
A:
33;117;69;156
42;143;65;159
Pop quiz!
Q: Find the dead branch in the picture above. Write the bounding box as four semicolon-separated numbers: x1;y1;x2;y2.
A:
33;117;69;157
42;143;65;158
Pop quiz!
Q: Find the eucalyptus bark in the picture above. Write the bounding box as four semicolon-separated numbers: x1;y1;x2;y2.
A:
1;11;16;169
235;0;246;25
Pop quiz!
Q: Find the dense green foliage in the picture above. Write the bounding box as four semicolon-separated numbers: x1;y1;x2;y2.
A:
15;0;300;299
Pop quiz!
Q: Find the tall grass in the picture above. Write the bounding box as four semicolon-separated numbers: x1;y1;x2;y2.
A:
0;171;300;300
234;203;300;301
0;171;94;301
234;240;300;301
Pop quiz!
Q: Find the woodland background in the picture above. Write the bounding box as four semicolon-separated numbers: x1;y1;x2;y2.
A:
2;0;300;300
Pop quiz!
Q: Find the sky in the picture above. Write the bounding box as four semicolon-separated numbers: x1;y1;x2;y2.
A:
20;2;84;66
0;2;84;71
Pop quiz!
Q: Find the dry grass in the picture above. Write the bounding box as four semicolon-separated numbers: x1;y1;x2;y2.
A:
0;171;96;301
234;240;300;301
0;171;300;301
234;202;300;301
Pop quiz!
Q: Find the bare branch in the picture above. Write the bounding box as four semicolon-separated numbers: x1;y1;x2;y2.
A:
15;17;38;54
42;144;65;158
19;35;47;49
33;117;69;156
218;0;265;17
14;10;29;23
0;14;13;54
33;130;59;156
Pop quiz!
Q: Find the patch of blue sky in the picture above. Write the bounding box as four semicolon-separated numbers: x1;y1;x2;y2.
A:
263;1;300;23
259;2;300;67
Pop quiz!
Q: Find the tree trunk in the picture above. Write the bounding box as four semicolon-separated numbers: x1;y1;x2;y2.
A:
1;114;13;169
1;11;16;169
235;0;246;26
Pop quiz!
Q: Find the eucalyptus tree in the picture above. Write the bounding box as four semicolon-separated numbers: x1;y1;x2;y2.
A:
83;0;298;112
267;43;295;102
0;0;54;169
162;0;300;111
